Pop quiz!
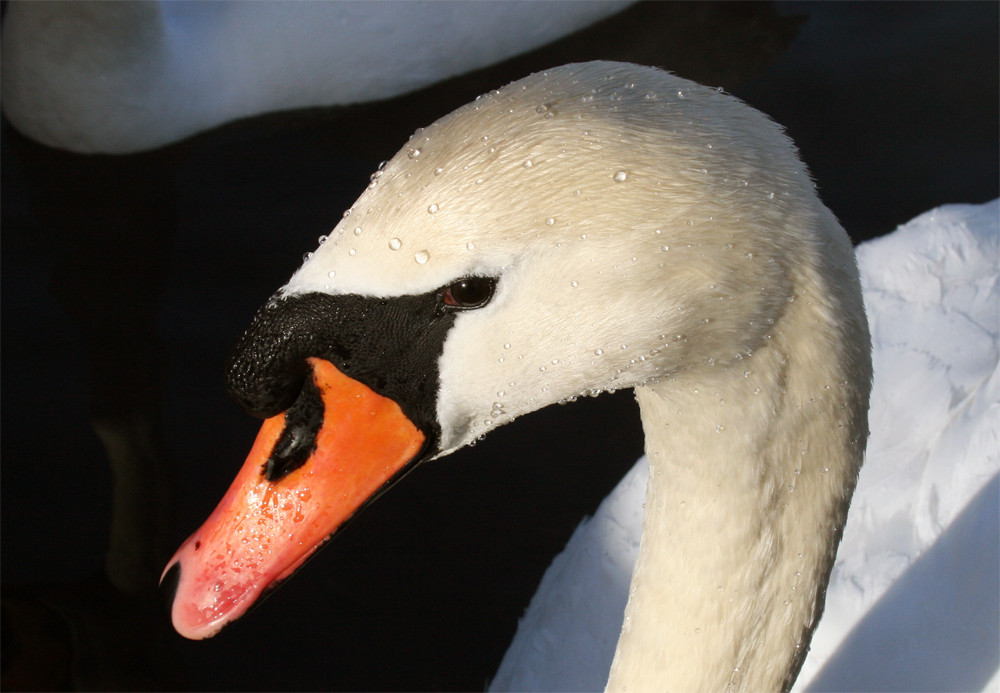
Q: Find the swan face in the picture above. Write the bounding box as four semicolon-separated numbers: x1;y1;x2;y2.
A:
282;62;812;453
165;61;834;640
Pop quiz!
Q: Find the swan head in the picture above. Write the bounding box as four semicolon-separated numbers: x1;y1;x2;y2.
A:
163;61;853;640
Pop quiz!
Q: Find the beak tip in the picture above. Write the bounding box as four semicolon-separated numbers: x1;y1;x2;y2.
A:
160;559;182;628
158;547;249;641
161;557;179;589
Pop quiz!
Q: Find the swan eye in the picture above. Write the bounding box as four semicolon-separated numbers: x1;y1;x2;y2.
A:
440;277;497;310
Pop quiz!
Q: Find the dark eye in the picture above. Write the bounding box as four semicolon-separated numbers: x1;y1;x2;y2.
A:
440;277;497;309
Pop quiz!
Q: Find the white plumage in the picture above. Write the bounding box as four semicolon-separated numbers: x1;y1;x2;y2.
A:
491;200;1000;691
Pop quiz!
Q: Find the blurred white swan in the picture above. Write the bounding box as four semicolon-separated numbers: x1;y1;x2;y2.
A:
0;0;628;153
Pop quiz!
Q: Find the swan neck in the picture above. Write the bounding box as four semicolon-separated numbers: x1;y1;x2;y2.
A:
607;302;868;691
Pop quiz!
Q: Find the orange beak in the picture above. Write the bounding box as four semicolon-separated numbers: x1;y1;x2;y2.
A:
161;357;426;640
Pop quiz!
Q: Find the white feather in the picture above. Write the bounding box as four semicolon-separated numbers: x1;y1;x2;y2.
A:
490;200;1000;692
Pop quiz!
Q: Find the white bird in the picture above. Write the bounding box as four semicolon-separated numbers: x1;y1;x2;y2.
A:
162;62;873;692
0;0;628;154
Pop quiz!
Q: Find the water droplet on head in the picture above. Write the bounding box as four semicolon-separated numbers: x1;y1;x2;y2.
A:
523;159;534;168
328;270;336;279
427;203;439;214
434;167;444;175
414;250;430;264
594;348;604;356
317;234;328;245
302;251;313;262
613;170;628;182
466;241;476;251
389;238;402;251
407;148;421;159
545;217;556;225
348;248;356;256
353;227;362;236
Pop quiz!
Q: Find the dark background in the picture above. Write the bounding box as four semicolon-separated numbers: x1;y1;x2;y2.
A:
2;2;997;690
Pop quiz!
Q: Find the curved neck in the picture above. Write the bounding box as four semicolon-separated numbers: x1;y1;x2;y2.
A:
607;271;870;691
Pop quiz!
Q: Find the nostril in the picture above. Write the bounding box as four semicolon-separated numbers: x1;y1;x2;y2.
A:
263;373;325;481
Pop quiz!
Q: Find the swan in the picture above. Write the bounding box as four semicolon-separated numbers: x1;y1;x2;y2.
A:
162;61;872;691
0;1;628;154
